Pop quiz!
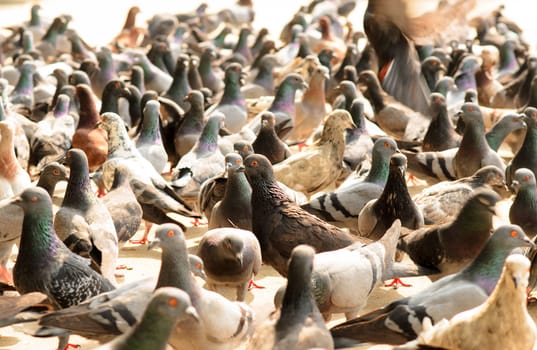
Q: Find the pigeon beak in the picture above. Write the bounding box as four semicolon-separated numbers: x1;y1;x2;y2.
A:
236;252;243;268
301;81;309;90
522;236;535;249
9;195;22;207
513;275;523;289
148;238;161;250
186;306;200;322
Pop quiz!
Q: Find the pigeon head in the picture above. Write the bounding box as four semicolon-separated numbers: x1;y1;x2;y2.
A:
225;153;244;173
503;254;531;290
98;112;126;133
102;79;131;99
188;254;207;281
457;103;484;127
148;287;199;322
489;224;534;251
322;109;356;132
61;148;88;169
422;56;446;74
37;162;69;196
233;141;253;159
244;153;274;183
471;166;507;193
219;233;246;267
175;53;190;71
429;93;447;112
280;73;308;91
334;80;356;98
12;187;52;214
184;90;204;107
224;63;245;86
357;70;380;90
511;168;536;193
372;137;399;158
149;223;186;252
389;153;407;176
523;106;537;128
433;76;456;96
260;111;276;129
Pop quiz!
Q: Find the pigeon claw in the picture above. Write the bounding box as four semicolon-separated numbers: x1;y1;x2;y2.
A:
129;237;150;245
62;344;81;350
0;265;13;285
190;218;207;227
96;188;107;198
385;278;412;289
248;279;265;290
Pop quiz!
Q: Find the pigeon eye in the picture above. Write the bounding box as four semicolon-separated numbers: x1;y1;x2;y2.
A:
195;263;201;269
53;169;60;175
525;176;530;181
30;196;38;202
167;230;175;237
250;160;259;167
435;97;441;103
236;159;241;165
384;141;389;147
114;81;121;89
513;117;519;122
468;106;474;112
510;230;518;238
168;298;178;307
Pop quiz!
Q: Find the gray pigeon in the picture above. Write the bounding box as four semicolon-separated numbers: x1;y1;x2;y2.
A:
208;153;252;231
198;227;261;301
330;224;534;346
96;287;200;350
12;187;116;310
246;245;334;350
416;254;537;350
133;99;168;174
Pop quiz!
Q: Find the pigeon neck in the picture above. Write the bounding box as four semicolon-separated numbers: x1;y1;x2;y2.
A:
220;79;245;107
166;65;191;102
459;120;488;153
364;152;390;185
485;120;516;152
516;124;537;162
462;242;516;295
250;173;290;210
62;162;96;211
53;97;69;118
499;44;517;73
107;125;137;157
18;205;61;265
120;306;177;350
302;75;326;108
156;244;199;301
14;68;34;96
254;65;275;92
213;29;230;48
512;186;537;212
423;105;455;147
77;94;100;129
193;120;220;155
37;175;62;197
364;80;386;113
375;166;417;227
455;72;477;93
29;7;41;27
0;103;5;121
223;170;252;204
275;261;316;333
198;52;213;75
182;105;204;130
317;123;347;161
270;83;297;114
138;112;162;143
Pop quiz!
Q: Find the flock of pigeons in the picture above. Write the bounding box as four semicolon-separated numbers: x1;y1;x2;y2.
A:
2;0;537;349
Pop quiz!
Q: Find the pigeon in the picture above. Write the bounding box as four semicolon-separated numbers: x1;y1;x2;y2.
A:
72;84;108;172
150;223;255;350
343;99;374;172
55;148;119;285
162;54;191;110
246;73;308;141
100;165;143;245
251;111;292;165
241;54;278;99
244;153;362;277
275;219;417;323
300;137;399;231
130;50;173;94
416;254;537;350
197;227;261;301
358;70;430;142
413;165;507;225
330;224;534;346
171;113;226;206
485;112;527;152
12;187;115;310
206;63;247;134
198;47;224;95
208;153;252;231
358;153;424;240
286;65;330;144
399;188;500;278
133;99;168;174
0;98;30;171
273;109;356;198
173;90;205;161
0;120;31;199
421;92;460;152
453;102;506;179
509;168;537;238
29;94;76;169
505;107;537;186
96;287;200;350
97;112;196;218
246;245;334;350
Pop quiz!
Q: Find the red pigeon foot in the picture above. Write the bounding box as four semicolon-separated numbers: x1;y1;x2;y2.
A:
62;344;81;350
384;278;412;289
115;264;132;270
248;279;265;290
129;237;149;244
0;265;13;285
96;188;107;198
297;143;308;152
190;218;207;226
